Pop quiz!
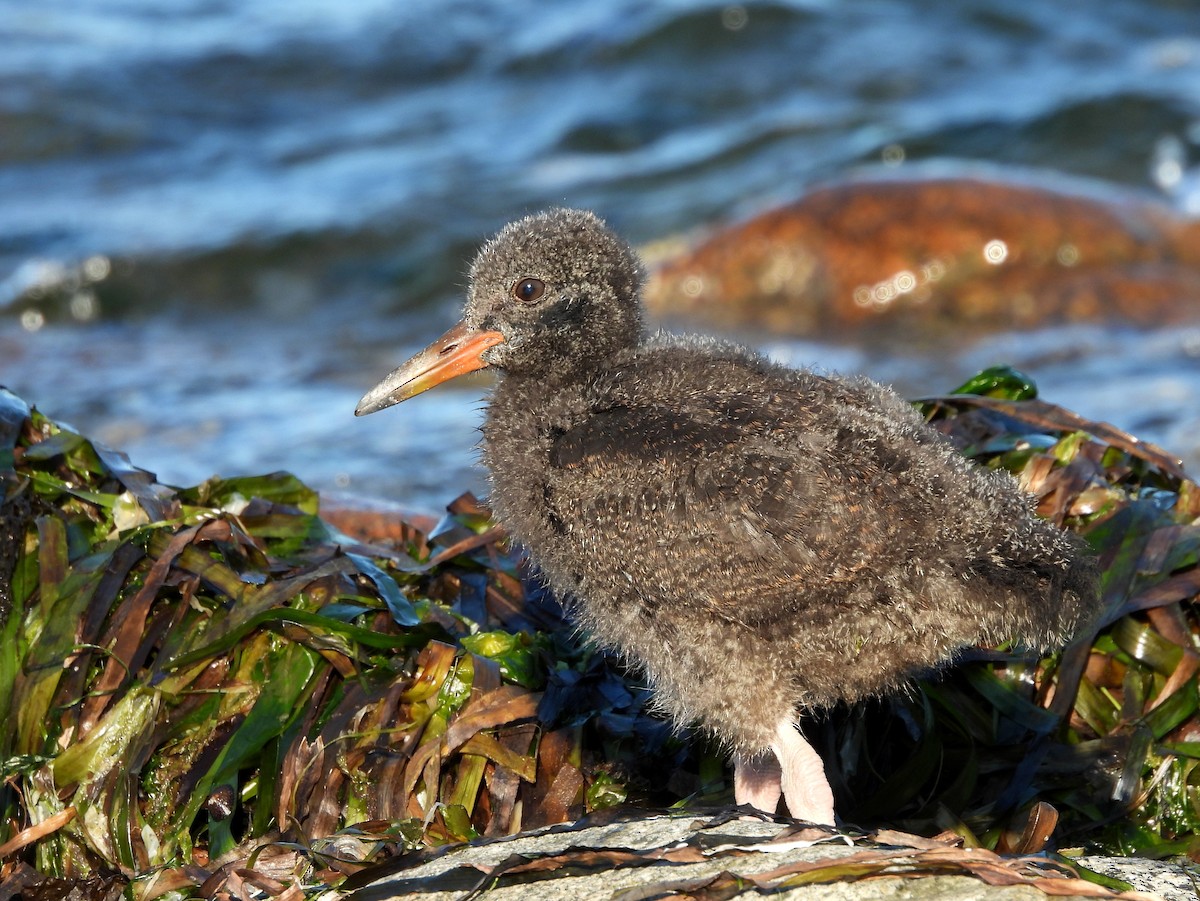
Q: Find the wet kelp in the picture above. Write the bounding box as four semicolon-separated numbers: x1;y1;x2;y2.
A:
825;366;1200;853
0;387;692;898
1;369;1200;897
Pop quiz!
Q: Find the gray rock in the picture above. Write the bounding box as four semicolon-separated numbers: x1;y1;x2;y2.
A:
344;810;1183;901
1077;855;1197;901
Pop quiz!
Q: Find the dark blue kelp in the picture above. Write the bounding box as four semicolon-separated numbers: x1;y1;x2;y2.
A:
2;368;1200;898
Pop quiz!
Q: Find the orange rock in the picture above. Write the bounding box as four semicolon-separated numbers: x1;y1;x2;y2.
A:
320;492;437;546
643;175;1200;337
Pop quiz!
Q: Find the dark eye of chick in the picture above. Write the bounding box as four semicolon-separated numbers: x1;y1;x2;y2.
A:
513;277;546;303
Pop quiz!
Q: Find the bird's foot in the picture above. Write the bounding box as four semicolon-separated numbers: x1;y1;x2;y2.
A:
733;752;782;814
772;719;835;827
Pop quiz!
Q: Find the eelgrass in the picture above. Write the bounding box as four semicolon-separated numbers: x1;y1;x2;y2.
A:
2;365;1199;898
825;366;1200;855
0;387;695;899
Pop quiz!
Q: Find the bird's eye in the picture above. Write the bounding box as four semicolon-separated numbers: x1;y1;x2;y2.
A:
513;277;546;304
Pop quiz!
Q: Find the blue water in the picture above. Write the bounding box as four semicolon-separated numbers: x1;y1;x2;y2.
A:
3;0;1200;511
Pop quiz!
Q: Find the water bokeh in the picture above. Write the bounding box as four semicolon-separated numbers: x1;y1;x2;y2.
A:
3;0;1199;511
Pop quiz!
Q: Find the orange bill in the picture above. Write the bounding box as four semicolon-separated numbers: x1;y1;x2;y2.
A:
355;320;506;416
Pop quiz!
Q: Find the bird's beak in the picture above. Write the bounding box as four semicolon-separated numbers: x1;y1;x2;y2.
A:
355;320;506;416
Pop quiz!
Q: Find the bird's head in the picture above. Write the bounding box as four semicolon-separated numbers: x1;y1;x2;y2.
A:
356;208;645;416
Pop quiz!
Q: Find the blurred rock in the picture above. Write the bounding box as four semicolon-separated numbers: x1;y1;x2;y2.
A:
644;173;1200;339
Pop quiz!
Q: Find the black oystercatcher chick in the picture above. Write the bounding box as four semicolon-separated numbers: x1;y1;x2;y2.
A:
355;209;1098;826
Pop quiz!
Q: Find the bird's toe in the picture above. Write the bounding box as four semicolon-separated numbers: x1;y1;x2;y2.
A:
773;720;836;827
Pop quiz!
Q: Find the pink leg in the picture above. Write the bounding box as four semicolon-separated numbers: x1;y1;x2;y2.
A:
771;720;835;826
733;752;782;813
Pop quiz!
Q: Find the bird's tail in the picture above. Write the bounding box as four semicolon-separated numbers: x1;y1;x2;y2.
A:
1039;531;1102;648
972;522;1102;653
952;461;1103;651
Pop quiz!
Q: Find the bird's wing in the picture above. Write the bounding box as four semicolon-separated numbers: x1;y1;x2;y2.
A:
542;393;932;626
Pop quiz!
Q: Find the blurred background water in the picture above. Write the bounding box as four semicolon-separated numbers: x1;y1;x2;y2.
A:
2;0;1199;512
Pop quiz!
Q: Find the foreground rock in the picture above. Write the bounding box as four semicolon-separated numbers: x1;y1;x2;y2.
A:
644;172;1200;337
343;810;1178;901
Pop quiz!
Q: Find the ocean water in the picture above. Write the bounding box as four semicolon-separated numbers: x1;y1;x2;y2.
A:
2;0;1199;512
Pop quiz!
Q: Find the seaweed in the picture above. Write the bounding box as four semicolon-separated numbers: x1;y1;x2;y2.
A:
2;364;1200;898
0;387;697;898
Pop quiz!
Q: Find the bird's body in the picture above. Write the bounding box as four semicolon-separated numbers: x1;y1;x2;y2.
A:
484;334;1088;749
357;209;1098;825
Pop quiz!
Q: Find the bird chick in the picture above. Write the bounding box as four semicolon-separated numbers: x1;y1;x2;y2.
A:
357;208;1099;826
